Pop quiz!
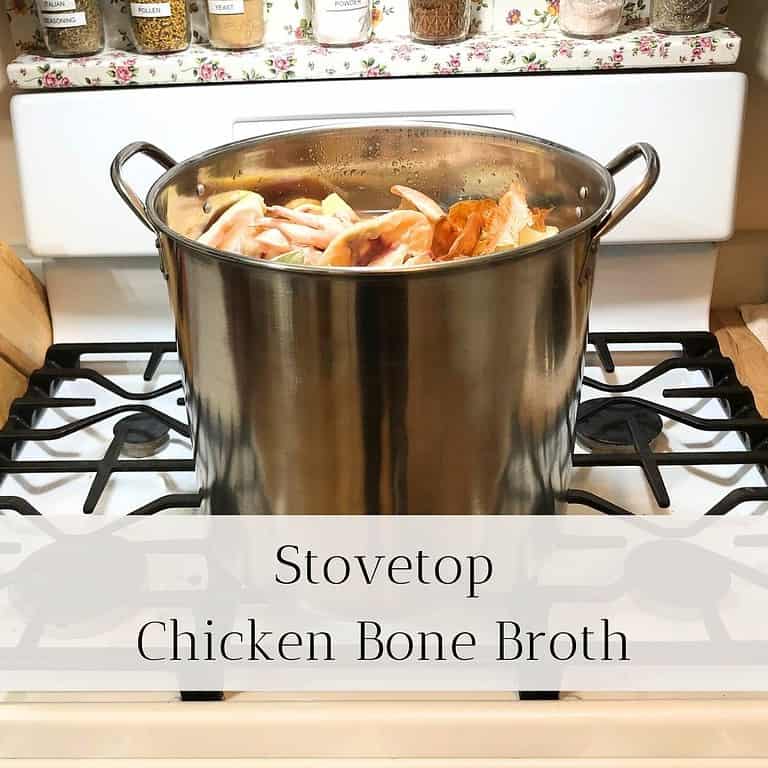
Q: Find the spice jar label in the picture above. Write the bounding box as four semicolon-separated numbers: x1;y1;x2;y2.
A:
39;0;77;10
319;0;368;12
40;10;86;27
208;0;245;14
130;2;172;17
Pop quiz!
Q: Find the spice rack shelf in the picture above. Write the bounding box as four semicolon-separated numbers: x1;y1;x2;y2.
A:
7;25;740;90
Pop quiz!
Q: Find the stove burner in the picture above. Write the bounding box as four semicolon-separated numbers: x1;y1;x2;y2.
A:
115;413;170;458
576;398;663;453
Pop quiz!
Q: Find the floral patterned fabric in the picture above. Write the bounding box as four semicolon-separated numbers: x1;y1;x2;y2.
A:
5;0;737;89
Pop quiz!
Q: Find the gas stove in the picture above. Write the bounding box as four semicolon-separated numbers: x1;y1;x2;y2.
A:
3;332;767;520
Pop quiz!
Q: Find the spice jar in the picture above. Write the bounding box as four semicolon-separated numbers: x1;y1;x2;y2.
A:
206;0;264;49
129;0;191;54
559;0;623;38
312;0;372;47
408;0;470;44
651;0;712;33
37;0;104;57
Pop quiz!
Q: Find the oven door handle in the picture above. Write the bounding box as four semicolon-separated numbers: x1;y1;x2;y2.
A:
110;142;177;233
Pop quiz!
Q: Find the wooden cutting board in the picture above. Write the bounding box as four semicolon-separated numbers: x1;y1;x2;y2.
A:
712;308;768;417
0;356;27;428
0;243;52;427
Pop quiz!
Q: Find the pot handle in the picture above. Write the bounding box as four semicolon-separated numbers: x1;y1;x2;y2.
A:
110;142;177;232
593;142;660;242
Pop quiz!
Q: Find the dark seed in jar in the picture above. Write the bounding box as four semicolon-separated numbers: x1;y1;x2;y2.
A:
409;0;470;42
131;0;190;52
652;0;711;31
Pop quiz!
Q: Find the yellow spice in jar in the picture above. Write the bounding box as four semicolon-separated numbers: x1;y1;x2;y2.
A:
207;0;264;49
131;0;190;54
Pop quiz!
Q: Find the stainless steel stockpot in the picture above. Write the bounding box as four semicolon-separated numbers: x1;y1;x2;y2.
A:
112;123;659;516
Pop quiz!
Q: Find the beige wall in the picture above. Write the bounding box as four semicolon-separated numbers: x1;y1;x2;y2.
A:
0;6;766;306
711;2;768;307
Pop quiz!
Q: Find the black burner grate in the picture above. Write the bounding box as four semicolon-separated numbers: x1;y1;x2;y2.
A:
568;331;768;516
0;341;199;516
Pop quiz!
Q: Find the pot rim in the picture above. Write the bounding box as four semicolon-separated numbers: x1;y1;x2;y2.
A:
145;120;617;276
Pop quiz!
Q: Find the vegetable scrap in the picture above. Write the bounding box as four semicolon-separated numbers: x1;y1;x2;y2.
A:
196;183;559;268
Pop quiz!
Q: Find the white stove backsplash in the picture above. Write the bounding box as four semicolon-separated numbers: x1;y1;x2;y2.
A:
7;0;729;53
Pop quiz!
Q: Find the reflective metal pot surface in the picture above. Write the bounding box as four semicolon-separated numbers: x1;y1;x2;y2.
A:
112;124;658;515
